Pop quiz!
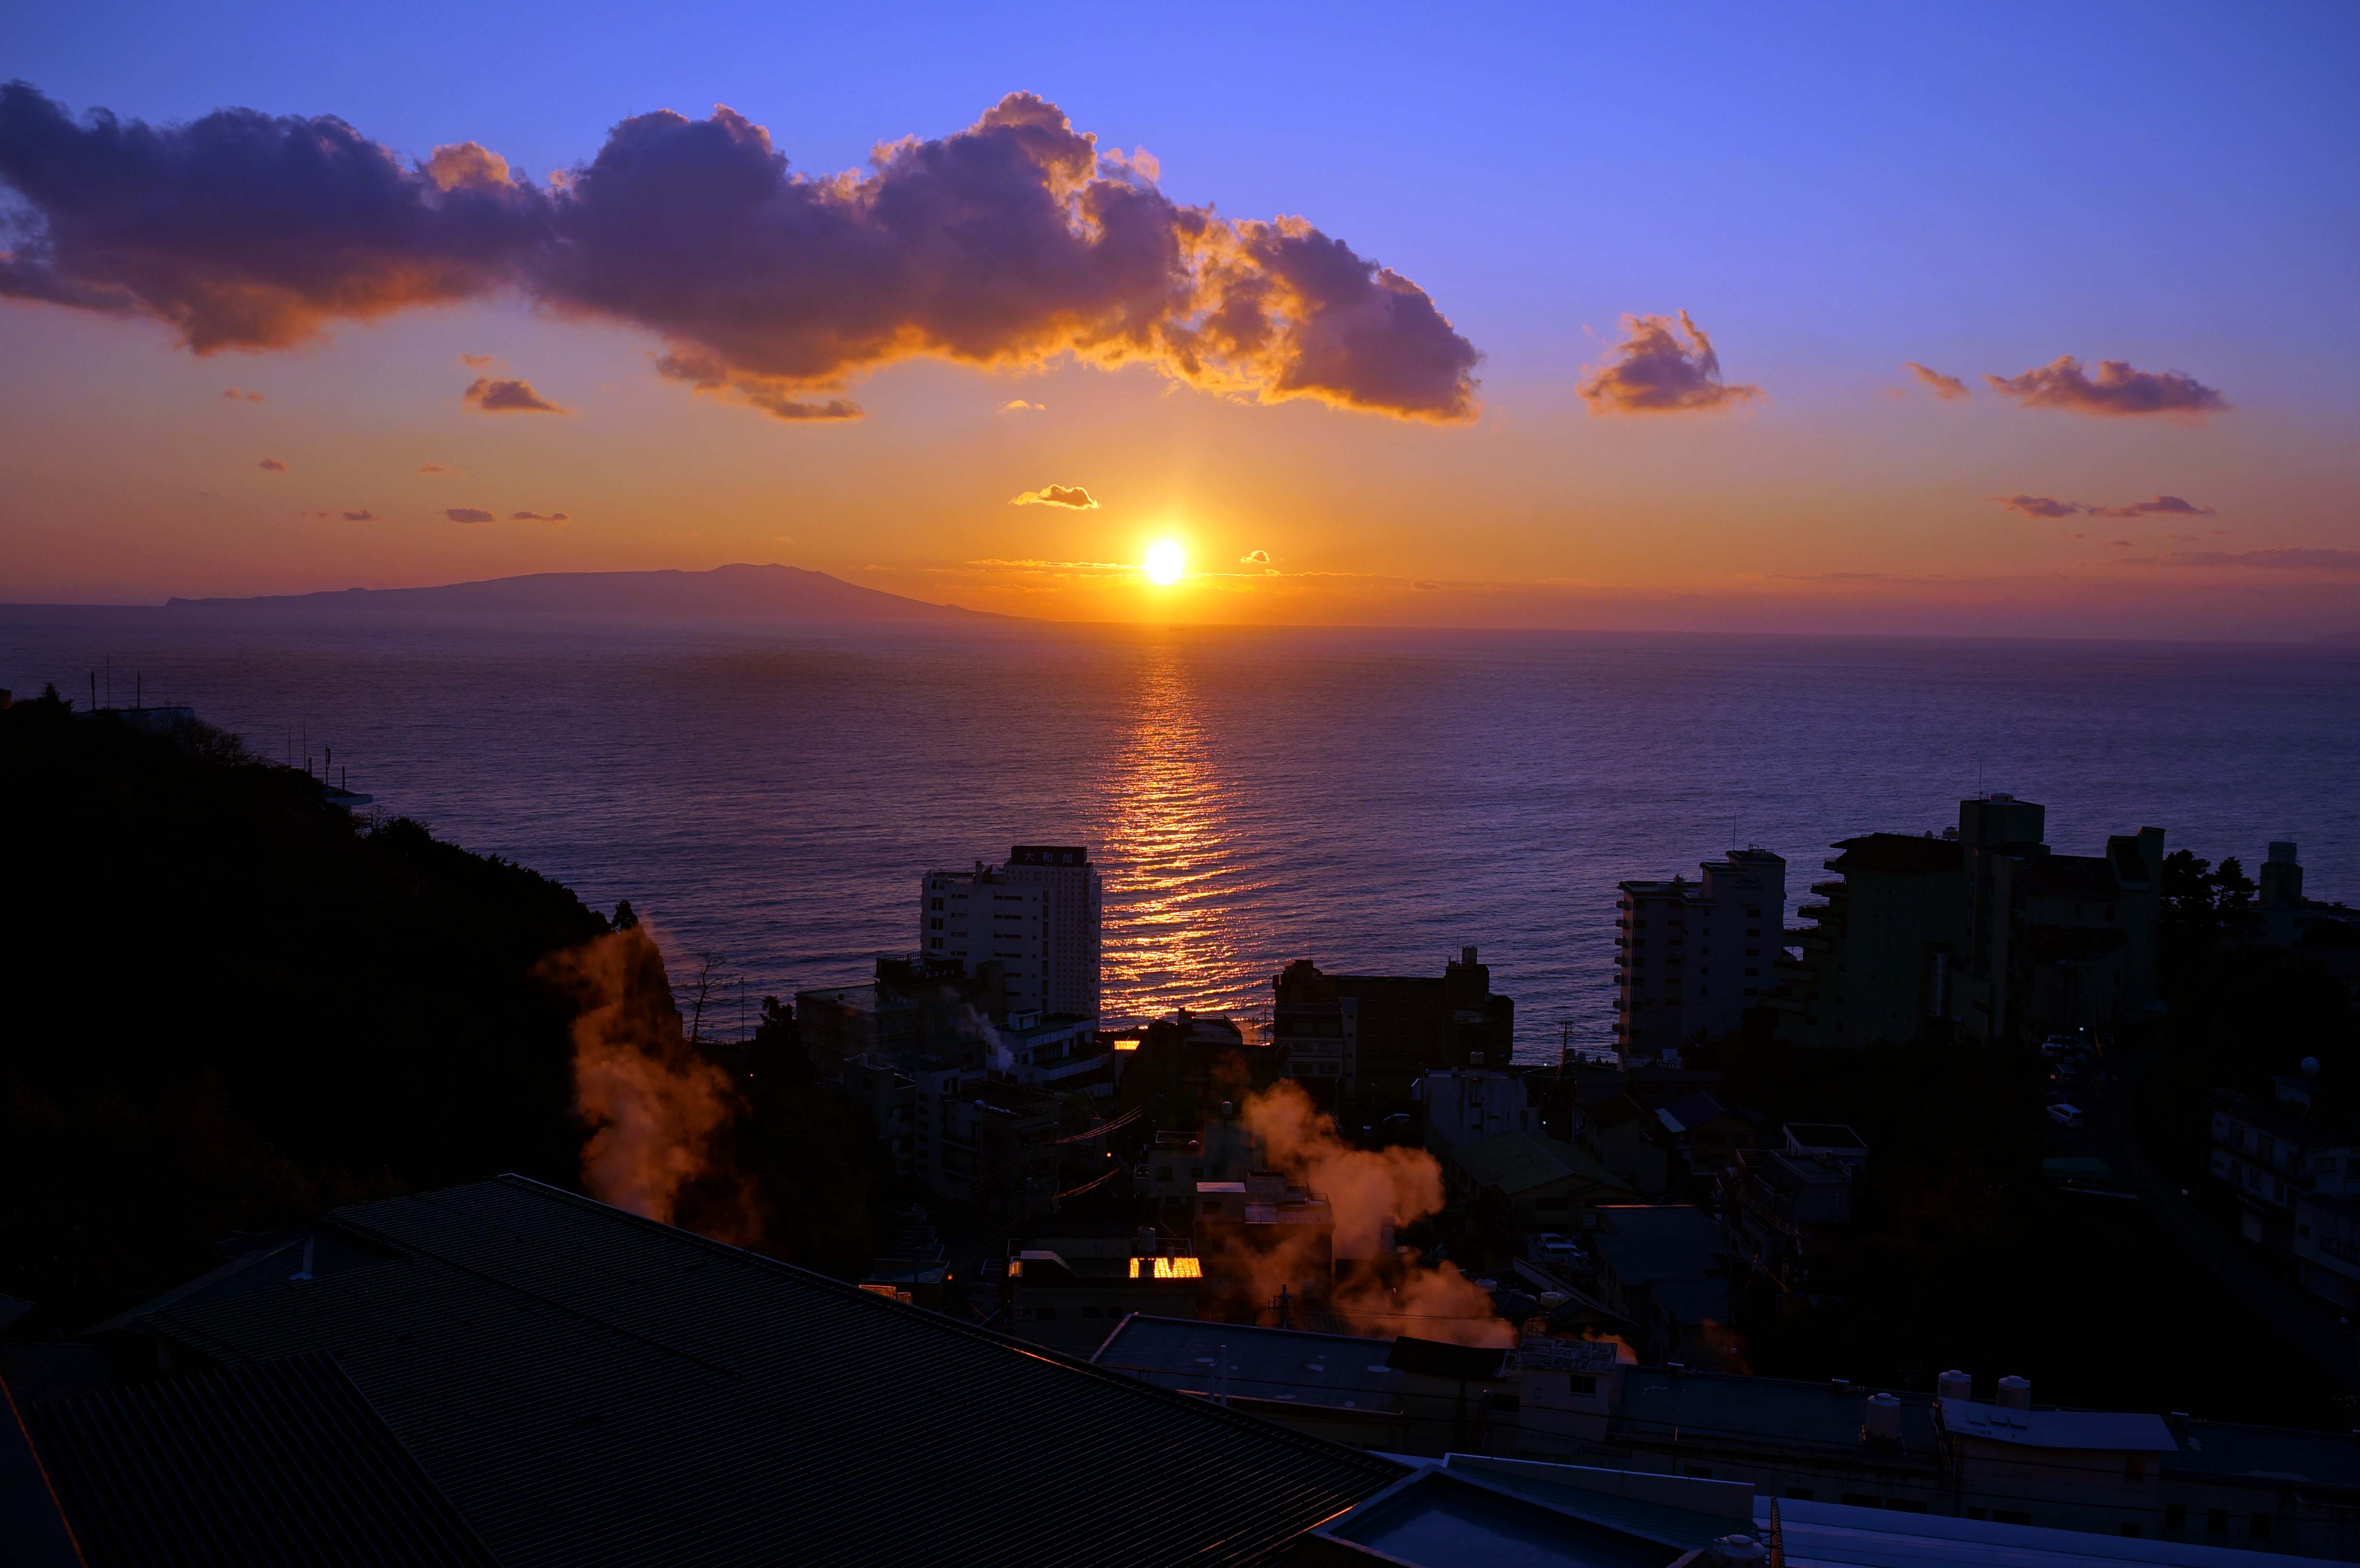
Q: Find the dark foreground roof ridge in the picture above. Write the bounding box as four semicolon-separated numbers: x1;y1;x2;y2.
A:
326;1174;1413;1464
25;1351;500;1568
126;1175;1401;1568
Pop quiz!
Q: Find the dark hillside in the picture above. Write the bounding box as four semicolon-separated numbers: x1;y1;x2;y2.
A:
0;694;611;1328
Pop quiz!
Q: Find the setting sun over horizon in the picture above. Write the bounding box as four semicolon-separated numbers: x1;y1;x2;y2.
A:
1143;540;1186;587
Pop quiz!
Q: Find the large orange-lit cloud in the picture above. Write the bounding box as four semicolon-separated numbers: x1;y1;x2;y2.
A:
1984;355;2227;416
0;84;1479;423
1579;310;1759;414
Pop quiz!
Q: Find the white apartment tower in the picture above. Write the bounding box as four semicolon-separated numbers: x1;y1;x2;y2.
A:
1614;847;1785;1061
919;845;1103;1018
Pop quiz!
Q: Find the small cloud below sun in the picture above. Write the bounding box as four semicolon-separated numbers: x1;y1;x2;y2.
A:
1012;484;1096;509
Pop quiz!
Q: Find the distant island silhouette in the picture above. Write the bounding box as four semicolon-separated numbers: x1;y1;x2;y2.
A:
165;563;1015;624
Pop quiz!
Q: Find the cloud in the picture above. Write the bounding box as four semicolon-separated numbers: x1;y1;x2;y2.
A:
1578;310;1759;415
2128;548;2360;572
1984;355;2228;417
257;457;287;471
1011;484;1097;509
2085;494;2215;519
1995;494;2081;518
221;386;264;402
511;509;570;521
652;346;860;420
1994;492;2217;520
1902;362;1969;400
462;374;565;413
1242;548;1271;565
2108;538;2134;547
459;352;494;367
417;462;449;473
342;508;377;521
445;506;495;523
0;84;1478;422
999;398;1045;413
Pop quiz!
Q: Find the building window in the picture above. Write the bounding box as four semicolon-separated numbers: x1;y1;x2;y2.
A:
1034;1308;1056;1321
2164;1504;2185;1531
2206;1509;2227;1534
1786;1489;1814;1502
2250;1515;2271;1542
1568;1374;1596;1396
1684;1466;1713;1479
1992;1510;2031;1527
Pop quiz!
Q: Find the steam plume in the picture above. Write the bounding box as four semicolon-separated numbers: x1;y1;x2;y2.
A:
1236;1081;1510;1347
539;924;757;1241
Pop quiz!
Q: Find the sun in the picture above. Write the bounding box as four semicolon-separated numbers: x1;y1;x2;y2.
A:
1143;539;1186;586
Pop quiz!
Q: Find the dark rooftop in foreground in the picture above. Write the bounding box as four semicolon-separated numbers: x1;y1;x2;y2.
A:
90;1176;1404;1568
23;1352;498;1568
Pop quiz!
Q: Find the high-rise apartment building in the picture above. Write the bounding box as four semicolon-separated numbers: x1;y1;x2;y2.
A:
1770;796;2165;1049
919;844;1103;1019
1613;848;1785;1060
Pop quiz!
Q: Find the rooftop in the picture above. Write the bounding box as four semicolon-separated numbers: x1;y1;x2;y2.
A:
1450;1131;1629;1199
19;1351;499;1568
1589;1207;1727;1285
1827;833;1966;877
1611;1369;1942;1462
1939;1397;2176;1452
1094;1314;1426;1414
114;1176;1403;1568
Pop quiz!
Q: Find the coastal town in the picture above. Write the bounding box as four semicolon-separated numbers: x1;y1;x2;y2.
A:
9;694;2360;1567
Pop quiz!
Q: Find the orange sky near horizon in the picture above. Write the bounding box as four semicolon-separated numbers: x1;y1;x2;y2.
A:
3;292;2349;642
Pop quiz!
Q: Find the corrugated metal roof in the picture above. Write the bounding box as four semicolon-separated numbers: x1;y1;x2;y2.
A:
24;1351;499;1567
136;1176;1402;1568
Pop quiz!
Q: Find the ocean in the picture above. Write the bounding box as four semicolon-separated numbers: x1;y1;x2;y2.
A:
6;606;2356;1059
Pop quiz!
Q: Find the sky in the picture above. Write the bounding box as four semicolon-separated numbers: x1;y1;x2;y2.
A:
3;0;2358;638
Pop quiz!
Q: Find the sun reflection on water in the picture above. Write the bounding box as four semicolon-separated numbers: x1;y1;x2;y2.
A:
1096;639;1262;1030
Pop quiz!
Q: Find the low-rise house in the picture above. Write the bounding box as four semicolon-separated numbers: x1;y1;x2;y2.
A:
1586;1205;1733;1367
1093;1316;1520;1458
912;1066;1066;1212
2294;1191;2360;1311
2209;1075;2360;1250
1721;1136;1861;1301
1444;1131;1636;1237
1574;1092;1674;1197
1654;1091;1760;1194
1003;1238;1206;1354
1417;1067;1536;1154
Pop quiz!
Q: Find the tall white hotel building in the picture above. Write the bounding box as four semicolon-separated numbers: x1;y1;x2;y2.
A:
919;845;1104;1019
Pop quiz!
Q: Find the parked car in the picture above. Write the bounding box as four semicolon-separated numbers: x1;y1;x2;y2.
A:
2045;1103;2086;1128
1527;1233;1588;1272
